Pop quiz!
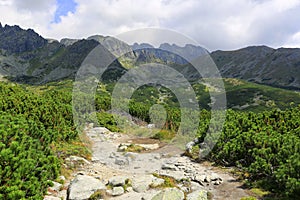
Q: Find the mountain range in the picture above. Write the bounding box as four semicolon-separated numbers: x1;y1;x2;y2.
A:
0;23;299;90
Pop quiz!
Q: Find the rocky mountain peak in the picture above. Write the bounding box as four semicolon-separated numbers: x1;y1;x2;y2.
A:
0;23;47;54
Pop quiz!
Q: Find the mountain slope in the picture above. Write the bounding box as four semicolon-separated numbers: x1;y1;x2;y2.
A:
0;24;126;84
211;46;300;90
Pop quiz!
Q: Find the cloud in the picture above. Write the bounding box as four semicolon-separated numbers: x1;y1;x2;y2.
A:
13;0;55;12
0;0;56;32
0;0;300;50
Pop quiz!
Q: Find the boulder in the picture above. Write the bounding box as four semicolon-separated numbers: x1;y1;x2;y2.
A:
67;175;105;200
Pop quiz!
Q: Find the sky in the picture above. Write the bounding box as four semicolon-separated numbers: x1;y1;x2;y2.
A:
0;0;300;51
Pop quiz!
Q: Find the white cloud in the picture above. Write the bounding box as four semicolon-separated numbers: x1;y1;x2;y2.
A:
284;31;300;48
0;0;56;33
0;0;300;50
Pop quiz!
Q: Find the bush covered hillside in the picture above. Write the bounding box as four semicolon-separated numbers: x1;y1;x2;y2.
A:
0;81;78;199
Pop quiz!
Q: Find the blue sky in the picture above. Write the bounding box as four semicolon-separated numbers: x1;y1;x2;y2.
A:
53;0;77;23
0;0;300;50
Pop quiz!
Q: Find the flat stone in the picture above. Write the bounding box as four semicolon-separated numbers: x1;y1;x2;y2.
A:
193;174;206;185
139;143;160;150
162;163;178;171
186;189;208;200
151;188;184;200
126;187;133;192
115;157;129;165
112;186;124;196
151;177;165;187
191;181;203;191
158;171;185;181
109;176;128;186
132;175;154;193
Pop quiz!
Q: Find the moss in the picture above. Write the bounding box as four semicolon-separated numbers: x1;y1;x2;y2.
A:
151;174;178;188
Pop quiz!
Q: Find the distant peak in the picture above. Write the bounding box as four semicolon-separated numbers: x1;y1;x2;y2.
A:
131;42;154;50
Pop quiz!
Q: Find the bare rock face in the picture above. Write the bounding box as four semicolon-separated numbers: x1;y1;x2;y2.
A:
67;175;105;200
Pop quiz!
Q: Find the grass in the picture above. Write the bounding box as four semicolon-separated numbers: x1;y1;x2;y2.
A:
50;136;92;178
240;197;257;200
151;129;176;141
250;188;270;198
124;144;146;153
183;145;200;160
151;173;178;189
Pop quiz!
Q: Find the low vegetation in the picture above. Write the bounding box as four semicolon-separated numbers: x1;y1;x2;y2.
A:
0;77;299;199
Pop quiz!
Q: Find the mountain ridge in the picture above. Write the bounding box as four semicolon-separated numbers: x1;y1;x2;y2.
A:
0;23;299;90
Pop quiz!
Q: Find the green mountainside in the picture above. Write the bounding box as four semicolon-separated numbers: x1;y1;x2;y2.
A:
211;46;300;90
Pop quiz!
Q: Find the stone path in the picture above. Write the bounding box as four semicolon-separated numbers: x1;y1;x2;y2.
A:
45;126;252;200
